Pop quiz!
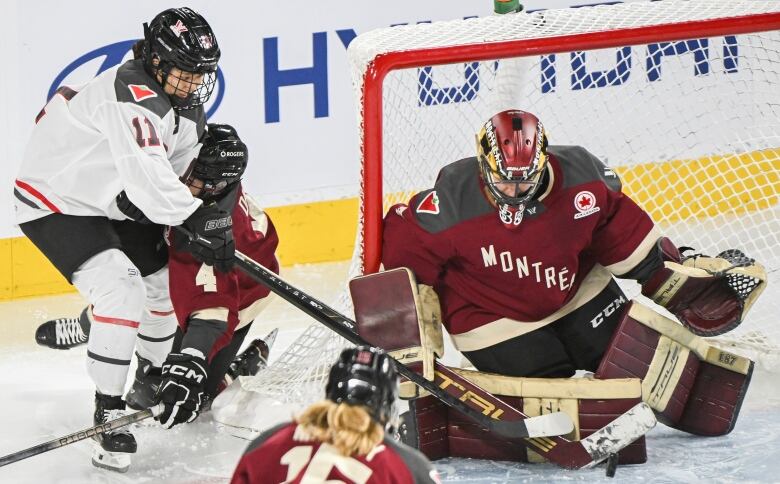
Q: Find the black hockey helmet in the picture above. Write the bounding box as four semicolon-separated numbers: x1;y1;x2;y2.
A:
185;123;248;199
142;7;220;109
325;346;399;426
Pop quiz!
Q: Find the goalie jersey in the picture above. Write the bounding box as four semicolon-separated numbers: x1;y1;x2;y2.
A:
231;422;440;484
382;146;660;351
14;59;202;226
167;183;280;360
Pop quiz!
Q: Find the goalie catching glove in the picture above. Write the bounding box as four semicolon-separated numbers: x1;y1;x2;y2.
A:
156;350;208;429
639;237;767;336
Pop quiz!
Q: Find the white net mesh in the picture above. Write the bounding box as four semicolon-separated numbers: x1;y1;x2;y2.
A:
214;0;780;435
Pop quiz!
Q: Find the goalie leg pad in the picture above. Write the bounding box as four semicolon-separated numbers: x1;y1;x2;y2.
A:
350;267;443;395
401;373;647;464
596;301;753;435
399;396;450;460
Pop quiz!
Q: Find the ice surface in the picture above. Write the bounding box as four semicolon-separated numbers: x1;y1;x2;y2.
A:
1;261;779;483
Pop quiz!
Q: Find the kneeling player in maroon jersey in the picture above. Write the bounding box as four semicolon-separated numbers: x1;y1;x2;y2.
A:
136;123;281;431
230;346;440;484
375;109;766;462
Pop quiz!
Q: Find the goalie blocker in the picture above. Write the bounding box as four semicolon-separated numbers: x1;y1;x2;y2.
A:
350;268;648;465
596;301;753;436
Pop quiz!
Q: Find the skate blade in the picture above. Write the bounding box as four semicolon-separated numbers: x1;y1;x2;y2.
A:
91;444;132;473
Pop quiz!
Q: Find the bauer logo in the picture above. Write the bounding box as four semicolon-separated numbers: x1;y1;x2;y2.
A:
48;40;225;119
205;217;232;231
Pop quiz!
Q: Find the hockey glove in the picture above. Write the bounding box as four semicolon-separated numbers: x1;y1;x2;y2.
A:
116;190;153;224
156;351;208;429
178;203;235;272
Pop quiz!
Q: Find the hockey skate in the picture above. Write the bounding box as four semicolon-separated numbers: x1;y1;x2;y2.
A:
220;329;278;392
228;328;277;378
34;307;90;350
125;353;163;411
91;393;137;473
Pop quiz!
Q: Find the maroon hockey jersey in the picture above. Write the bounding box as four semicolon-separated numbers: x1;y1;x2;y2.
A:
382;146;659;352
231;422;440;484
167;183;279;360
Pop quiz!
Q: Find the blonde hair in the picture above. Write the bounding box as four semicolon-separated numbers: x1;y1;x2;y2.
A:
295;400;385;456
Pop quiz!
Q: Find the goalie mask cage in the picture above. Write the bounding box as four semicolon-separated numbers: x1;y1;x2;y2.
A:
215;0;780;435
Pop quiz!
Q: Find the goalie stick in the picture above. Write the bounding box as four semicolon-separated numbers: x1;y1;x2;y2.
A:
0;405;163;468
180;227;655;468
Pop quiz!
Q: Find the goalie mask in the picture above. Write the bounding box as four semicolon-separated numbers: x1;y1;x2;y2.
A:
142;7;220;110
184;123;247;200
477;110;549;227
325;346;399;426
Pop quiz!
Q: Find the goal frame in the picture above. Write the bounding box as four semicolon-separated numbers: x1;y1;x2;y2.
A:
359;10;780;274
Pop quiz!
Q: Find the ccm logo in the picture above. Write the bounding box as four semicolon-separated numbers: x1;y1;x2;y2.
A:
591;295;627;328
165;364;205;383
205;216;232;231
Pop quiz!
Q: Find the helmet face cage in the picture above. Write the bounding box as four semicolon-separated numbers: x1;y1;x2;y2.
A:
157;65;217;110
185;124;247;200
476;110;549;207
325;347;399;426
143;7;220;110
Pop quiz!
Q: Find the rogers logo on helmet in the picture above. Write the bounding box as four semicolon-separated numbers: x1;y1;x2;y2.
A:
220;151;244;157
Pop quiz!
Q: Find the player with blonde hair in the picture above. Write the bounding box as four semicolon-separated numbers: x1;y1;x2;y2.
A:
231;346;440;483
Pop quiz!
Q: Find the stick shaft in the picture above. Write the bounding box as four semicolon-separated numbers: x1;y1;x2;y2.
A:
0;407;157;468
232;252;552;440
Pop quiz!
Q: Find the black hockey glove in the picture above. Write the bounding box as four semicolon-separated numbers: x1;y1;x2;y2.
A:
156;351;208;429
116;190;153;224
178;203;235;272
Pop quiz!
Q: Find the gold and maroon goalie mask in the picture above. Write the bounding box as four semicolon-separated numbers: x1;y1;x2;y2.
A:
476;109;549;208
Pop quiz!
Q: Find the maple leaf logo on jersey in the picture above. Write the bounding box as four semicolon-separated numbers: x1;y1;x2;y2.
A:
416;191;440;215
128;84;157;102
573;190;600;219
170;20;188;37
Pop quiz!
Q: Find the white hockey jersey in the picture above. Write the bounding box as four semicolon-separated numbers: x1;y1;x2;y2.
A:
14;59;204;226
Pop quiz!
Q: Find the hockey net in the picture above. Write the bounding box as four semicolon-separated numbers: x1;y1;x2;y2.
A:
214;0;780;435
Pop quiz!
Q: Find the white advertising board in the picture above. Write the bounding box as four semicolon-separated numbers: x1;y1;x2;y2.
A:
1;0;647;238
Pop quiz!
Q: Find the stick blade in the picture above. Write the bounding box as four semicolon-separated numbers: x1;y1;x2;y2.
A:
263;328;279;350
580;402;657;467
524;411;575;438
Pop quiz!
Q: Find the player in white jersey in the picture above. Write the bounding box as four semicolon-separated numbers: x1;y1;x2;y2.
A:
13;8;232;473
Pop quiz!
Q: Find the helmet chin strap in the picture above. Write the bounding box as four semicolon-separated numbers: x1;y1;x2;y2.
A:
498;203;525;229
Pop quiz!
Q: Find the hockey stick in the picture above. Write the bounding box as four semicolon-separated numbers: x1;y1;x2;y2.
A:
232;251;570;439
175;228;569;440
178;228;655;467
225;249;654;469
0;404;163;468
